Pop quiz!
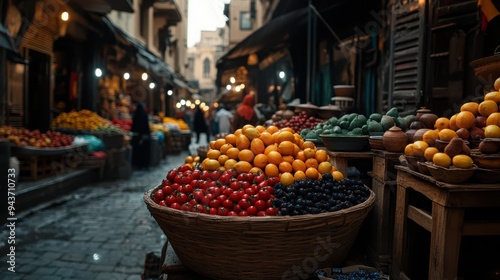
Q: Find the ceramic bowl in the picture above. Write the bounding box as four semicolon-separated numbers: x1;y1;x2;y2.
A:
471;167;500;184
424;162;477;184
470;152;500;169
320;135;369;152
369;136;385;150
417;161;431;175
333;85;355;97
318;105;342;120
404;155;425;172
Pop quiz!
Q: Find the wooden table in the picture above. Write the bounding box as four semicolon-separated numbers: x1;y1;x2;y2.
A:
366;149;401;272
326;150;373;176
392;166;500;280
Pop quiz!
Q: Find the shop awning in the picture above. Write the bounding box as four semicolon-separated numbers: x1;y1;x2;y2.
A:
108;21;175;83
0;23;16;51
216;7;308;70
71;0;134;14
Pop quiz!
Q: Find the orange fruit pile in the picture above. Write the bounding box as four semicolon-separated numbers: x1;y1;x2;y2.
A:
201;125;342;185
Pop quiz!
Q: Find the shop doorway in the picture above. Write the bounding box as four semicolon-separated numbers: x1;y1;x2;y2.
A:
26;50;51;131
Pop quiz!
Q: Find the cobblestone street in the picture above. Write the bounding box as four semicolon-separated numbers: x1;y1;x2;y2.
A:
1;150;191;280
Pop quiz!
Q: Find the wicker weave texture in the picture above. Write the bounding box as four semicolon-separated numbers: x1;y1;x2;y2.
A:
144;186;375;280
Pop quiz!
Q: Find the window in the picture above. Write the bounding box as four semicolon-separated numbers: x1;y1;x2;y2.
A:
203;58;210;78
240;11;252;30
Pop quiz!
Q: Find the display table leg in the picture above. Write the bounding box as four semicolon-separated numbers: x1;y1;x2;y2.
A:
392;184;409;279
332;157;348;176
429;203;464;280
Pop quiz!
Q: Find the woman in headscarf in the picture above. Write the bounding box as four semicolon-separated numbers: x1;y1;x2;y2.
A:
232;92;258;131
131;102;151;169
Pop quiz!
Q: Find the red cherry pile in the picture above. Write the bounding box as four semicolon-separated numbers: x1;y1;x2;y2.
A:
153;165;280;216
275;111;323;131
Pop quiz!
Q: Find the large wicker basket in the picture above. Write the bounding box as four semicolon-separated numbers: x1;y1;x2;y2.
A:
144;186;375;280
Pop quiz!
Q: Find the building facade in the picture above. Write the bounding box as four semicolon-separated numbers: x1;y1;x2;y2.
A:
186;27;228;103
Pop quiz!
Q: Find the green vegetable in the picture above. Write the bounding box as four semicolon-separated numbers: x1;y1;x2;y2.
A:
386;107;399;118
369;113;382;122
333;126;342;134
380;115;395;131
367;120;384;132
339;121;349;129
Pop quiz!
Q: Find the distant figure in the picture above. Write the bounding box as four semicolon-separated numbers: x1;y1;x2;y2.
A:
215;105;233;134
232;93;258;131
193;106;209;144
131;102;151;169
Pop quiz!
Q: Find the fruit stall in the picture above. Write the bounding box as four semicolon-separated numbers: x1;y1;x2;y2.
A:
51;109;131;180
144;74;500;279
0;126;87;181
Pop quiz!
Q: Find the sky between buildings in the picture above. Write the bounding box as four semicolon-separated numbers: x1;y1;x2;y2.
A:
187;0;230;47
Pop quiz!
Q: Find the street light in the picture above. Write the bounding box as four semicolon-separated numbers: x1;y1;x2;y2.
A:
230;77;236;84
149;82;155;89
167;90;173;96
95;68;102;77
186;100;192;106
279;71;286;80
61;11;69;21
123;72;130;80
141;73;148;81
180;99;186;105
226;85;232;90
176;102;181;108
195;99;200;105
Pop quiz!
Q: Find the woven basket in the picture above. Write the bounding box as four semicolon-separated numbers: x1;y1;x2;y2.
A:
144;186;375;280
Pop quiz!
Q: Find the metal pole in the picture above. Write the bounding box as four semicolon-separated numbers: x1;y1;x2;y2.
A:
306;0;312;103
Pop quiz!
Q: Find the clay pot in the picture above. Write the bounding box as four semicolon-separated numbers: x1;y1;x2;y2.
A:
419;113;439;129
415;107;432;121
295;102;319;117
282;110;295;120
413;128;431;142
383;125;409;152
405;129;417;143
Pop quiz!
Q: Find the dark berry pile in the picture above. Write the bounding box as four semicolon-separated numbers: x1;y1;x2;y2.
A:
316;268;382;280
272;174;370;216
336;269;381;280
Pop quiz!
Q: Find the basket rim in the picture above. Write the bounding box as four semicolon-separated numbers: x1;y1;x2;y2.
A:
144;184;375;223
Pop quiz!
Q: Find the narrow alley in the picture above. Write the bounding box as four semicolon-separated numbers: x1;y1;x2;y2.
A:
0;151;191;280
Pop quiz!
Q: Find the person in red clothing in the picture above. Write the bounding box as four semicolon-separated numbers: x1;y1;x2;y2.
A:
479;0;500;55
231;92;258;132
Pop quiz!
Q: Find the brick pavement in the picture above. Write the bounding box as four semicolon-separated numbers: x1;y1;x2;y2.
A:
0;150;192;280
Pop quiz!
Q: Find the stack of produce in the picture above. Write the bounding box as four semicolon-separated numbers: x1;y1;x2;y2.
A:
0;126;74;147
405;78;500;171
51;110;118;132
163;117;190;131
201;125;344;186
151;165;369;217
301;107;414;141
150;123;169;134
273;111;324;131
112;119;132;132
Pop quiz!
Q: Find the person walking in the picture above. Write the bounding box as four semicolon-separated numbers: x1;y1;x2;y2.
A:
193;106;209;144
232;93;258;131
130;102;151;169
215;104;233;134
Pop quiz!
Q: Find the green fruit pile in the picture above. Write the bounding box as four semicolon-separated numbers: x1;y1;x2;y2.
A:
300;107;415;140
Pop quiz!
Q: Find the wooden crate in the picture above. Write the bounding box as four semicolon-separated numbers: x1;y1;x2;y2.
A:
371;150;400;181
366;177;396;273
16;154;65;181
80;157;106;180
166;133;183;154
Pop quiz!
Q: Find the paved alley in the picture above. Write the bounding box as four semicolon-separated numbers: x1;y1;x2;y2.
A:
1;150;192;280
